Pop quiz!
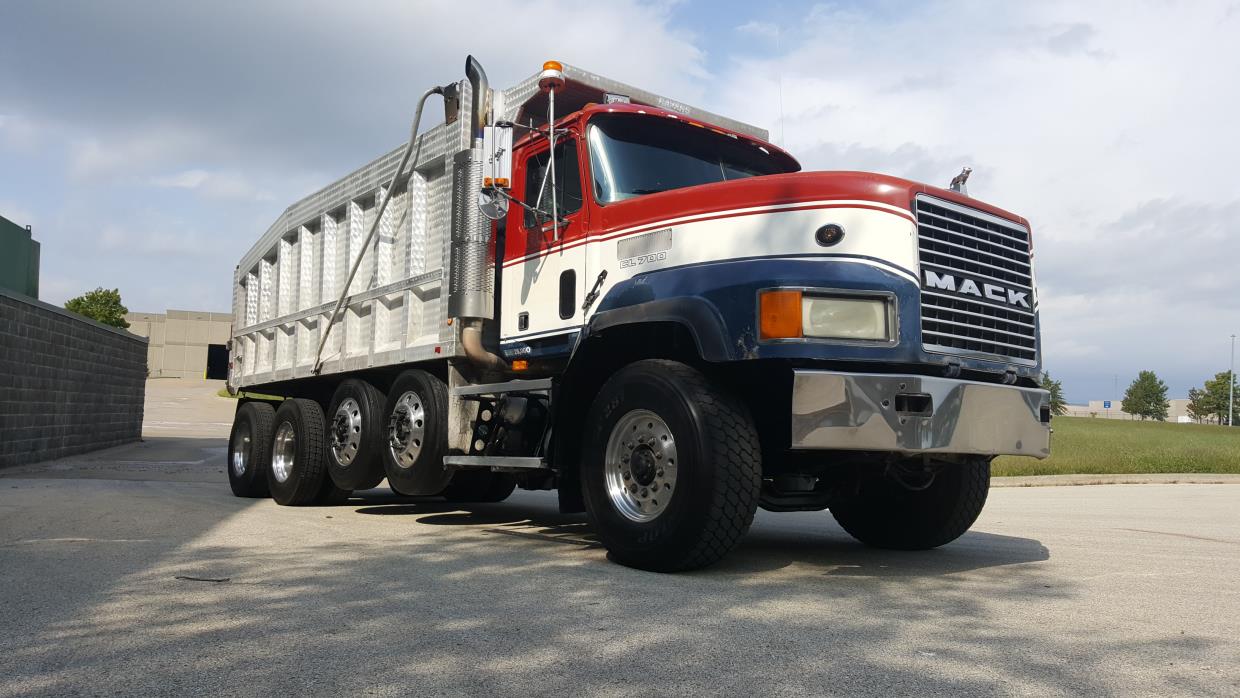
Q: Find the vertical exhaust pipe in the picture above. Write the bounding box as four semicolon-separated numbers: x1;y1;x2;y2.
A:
451;56;506;373
465;55;489;143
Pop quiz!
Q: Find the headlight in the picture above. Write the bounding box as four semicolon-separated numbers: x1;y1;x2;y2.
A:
759;289;892;341
802;295;890;340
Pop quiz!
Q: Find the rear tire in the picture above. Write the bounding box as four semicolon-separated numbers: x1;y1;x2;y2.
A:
441;470;516;503
325;379;387;491
581;359;761;572
228;402;275;498
829;457;991;550
381;370;451;496
267;398;331;506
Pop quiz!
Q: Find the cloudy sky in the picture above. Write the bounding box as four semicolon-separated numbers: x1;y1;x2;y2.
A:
2;0;1237;403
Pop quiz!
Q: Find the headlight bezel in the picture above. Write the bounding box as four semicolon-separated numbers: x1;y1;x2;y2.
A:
757;287;899;346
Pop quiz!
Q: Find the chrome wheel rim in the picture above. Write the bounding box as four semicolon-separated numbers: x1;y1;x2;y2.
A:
230;422;251;477
604;409;678;522
330;397;362;466
387;391;426;469
271;421;296;484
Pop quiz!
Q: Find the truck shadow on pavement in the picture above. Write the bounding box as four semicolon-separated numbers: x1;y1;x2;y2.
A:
350;492;1049;578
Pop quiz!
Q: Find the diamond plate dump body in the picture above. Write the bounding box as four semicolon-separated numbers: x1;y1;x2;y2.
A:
228;62;766;391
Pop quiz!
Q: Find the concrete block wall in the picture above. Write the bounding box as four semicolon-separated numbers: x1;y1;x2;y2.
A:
0;288;147;467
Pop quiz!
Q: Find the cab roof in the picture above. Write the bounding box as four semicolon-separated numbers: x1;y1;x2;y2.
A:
512;102;801;174
499;61;770;141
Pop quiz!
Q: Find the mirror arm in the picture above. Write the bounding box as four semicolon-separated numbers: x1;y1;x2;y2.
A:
483;186;566;226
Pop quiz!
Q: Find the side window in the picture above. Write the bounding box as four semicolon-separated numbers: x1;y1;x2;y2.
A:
523;140;583;228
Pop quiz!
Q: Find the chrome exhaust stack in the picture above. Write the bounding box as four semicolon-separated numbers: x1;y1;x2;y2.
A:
449;56;506;373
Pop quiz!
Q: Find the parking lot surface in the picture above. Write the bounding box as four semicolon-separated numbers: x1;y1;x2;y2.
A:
1;394;1238;695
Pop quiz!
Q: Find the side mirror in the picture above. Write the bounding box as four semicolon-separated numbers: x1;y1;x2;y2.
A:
478;188;508;221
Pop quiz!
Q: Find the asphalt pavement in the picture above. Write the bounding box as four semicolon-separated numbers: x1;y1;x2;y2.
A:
1;387;1238;696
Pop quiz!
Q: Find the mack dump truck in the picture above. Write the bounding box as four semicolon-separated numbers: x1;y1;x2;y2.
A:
226;57;1051;571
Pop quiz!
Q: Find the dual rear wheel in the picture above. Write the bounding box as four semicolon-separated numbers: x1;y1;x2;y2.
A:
227;399;348;505
227;369;516;506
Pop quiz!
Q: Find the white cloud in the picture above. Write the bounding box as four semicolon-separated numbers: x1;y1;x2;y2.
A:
710;0;1240;399
97;222;209;256
735;21;780;40
0;112;44;152
151;169;273;201
69;126;207;179
0;199;36;228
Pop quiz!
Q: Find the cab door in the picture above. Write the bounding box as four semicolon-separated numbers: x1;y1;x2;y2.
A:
498;136;589;361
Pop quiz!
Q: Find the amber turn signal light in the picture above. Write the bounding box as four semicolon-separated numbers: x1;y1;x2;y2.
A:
759;289;803;339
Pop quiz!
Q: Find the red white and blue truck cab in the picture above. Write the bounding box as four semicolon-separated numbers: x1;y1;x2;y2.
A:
226;57;1050;571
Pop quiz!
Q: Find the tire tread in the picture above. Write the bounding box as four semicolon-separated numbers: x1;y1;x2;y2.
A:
228;401;275;498
831;458;990;550
587;359;762;572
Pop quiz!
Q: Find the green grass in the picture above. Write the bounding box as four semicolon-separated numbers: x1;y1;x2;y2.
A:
994;416;1240;476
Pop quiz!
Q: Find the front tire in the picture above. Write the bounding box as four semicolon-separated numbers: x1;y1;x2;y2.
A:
829;457;991;550
581;360;762;572
267;398;331;506
228;402;275;498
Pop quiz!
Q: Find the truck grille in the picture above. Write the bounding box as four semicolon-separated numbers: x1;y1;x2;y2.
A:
915;195;1037;364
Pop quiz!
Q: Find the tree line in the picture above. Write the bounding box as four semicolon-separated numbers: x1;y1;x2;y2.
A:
1187;372;1239;425
1042;370;1238;423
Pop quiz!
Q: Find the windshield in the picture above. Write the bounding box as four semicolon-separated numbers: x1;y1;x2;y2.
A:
587;113;795;204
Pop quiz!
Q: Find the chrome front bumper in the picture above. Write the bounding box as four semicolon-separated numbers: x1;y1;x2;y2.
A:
790;371;1051;458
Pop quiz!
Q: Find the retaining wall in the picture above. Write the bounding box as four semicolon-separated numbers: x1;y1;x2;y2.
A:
0;288;147;467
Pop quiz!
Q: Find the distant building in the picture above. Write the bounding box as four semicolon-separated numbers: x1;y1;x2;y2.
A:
0;214;40;299
1064;398;1193;422
125;309;231;379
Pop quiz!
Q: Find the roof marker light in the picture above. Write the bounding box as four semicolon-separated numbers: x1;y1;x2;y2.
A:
539;60;565;93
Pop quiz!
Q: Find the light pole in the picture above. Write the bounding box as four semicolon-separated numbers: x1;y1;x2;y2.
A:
1230;334;1235;427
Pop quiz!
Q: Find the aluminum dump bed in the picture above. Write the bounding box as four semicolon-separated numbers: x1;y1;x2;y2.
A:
229;63;768;390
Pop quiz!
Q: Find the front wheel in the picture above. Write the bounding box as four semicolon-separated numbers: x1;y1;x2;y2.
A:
829;457;991;550
581;360;762;572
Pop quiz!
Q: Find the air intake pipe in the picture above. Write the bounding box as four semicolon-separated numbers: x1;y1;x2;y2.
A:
450;56;507;373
